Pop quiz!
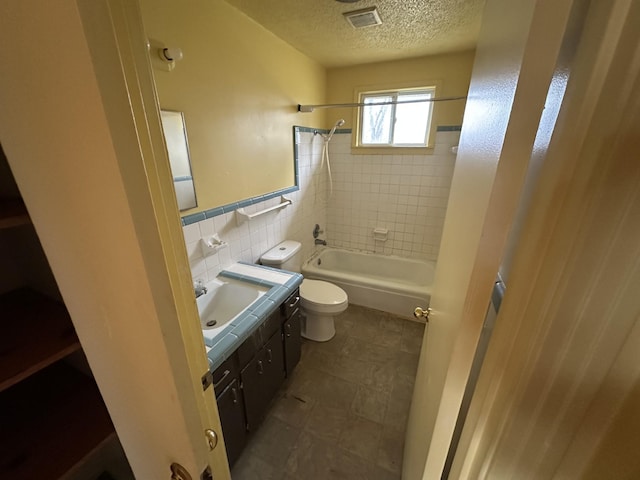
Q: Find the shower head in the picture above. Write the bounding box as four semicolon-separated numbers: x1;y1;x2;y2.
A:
324;119;345;141
322;119;346;142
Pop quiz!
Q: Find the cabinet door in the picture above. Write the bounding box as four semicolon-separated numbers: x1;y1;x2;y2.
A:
240;331;285;431
216;378;247;466
212;354;238;397
283;309;301;377
261;330;285;401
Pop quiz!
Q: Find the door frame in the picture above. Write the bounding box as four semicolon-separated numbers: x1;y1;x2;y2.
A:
0;1;230;478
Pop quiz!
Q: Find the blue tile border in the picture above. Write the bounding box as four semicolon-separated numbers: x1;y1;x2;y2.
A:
180;124;361;226
436;125;462;132
181;184;301;226
181;126;310;226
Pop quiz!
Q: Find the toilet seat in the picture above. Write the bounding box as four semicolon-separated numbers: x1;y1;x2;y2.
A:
300;279;348;314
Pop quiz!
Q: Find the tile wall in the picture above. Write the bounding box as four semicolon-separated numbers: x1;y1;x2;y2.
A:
326;130;459;261
182;127;459;282
182;130;328;283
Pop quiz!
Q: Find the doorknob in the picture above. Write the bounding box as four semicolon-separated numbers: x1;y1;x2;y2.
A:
170;463;192;480
205;429;218;451
414;306;431;321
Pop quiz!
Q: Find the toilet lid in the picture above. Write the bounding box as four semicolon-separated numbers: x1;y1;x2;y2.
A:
300;279;348;305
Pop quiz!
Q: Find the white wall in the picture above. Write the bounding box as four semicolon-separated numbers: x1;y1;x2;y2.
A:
326;130;459;261
182;130;327;281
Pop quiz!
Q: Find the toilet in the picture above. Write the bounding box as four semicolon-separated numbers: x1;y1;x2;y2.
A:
261;240;348;342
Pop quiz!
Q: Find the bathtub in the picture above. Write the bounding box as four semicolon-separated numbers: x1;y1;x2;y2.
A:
301;247;433;319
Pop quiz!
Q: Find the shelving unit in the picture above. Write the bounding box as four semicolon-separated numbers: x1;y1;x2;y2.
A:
0;288;81;392
0;198;30;229
0;362;115;479
0;184;117;477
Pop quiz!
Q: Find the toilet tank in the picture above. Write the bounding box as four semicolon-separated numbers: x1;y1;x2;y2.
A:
261;240;302;272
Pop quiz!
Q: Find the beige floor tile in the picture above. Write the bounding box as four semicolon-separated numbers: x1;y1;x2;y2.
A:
394;350;421;380
351;384;390;423
270;391;316;428
337;415;384;462
363;362;397;394
331;355;376;385
244;416;301;469
371;329;403;349
233;305;423;478
377;426;405;474
378;313;406;334
304;403;350;442
231;452;275;480
289;367;358;410
340;336;397;365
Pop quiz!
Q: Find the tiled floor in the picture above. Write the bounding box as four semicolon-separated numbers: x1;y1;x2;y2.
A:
231;304;426;479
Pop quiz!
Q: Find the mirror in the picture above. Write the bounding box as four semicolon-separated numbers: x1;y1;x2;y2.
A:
160;110;197;211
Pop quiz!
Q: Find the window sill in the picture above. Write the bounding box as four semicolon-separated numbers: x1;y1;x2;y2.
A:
349;145;435;155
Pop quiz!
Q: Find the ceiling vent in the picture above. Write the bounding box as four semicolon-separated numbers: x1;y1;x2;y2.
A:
343;7;383;29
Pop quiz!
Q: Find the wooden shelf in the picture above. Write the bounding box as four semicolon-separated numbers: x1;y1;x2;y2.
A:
0;288;81;393
0;362;115;480
0;198;30;229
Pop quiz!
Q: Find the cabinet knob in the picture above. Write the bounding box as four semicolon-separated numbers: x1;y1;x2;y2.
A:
257;360;264;374
285;323;291;338
266;348;273;363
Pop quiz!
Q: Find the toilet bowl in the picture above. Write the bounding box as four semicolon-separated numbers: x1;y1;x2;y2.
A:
260;241;348;342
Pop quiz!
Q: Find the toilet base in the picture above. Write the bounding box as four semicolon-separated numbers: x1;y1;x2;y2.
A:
301;311;336;342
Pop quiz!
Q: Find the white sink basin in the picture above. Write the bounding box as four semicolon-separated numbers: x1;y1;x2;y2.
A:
196;278;267;337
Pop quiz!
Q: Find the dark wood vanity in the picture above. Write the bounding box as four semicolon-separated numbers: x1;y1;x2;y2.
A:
212;289;301;465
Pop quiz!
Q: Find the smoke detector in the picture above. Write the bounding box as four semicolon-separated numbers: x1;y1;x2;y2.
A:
343;7;383;28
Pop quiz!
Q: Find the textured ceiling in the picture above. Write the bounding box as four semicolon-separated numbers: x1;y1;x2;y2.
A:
223;0;485;68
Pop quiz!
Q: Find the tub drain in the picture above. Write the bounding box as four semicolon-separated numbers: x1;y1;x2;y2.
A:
206;319;217;327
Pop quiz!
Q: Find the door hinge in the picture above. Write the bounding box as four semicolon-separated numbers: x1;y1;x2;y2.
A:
201;465;213;480
201;370;213;391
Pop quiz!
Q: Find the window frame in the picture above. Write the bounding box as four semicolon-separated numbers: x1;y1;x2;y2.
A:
356;86;437;149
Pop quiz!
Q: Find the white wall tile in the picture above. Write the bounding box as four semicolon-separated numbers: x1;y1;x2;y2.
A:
182;128;455;279
325;132;456;261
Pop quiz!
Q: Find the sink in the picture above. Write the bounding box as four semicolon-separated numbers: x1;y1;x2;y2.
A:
196;278;267;337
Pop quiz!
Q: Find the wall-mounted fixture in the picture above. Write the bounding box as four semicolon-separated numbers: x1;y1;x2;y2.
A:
147;38;184;72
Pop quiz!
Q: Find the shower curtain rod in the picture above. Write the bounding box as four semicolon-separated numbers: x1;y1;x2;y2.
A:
297;95;467;113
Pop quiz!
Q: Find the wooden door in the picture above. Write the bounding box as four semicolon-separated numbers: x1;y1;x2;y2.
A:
451;0;640;477
403;0;581;478
0;1;231;479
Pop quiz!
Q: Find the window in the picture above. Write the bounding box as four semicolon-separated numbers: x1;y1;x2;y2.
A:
359;88;435;147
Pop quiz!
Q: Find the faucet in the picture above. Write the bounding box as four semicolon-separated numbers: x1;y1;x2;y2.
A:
314;239;327;246
194;280;208;298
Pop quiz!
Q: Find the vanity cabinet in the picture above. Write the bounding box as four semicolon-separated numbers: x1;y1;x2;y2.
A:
215;378;246;466
241;329;285;431
211;288;301;465
281;290;301;377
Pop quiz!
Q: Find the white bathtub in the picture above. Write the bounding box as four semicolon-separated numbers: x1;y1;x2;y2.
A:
301;247;433;319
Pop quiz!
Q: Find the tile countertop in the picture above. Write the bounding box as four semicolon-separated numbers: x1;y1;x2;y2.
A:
204;262;303;372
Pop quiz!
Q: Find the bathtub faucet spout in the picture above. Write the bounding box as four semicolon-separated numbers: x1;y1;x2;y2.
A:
315;239;327;246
